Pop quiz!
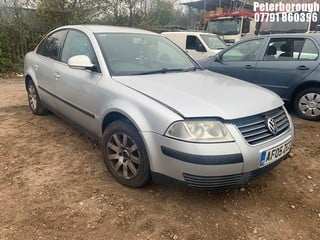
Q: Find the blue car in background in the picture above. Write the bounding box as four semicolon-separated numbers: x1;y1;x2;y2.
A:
199;34;320;121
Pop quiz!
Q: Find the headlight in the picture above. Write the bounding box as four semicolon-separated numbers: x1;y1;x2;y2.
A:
165;120;234;143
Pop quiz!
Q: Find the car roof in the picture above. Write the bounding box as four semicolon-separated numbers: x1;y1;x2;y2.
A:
242;33;320;45
56;24;159;35
162;31;218;36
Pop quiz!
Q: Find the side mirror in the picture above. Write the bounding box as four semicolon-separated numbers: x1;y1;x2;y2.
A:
68;55;95;70
215;54;223;63
242;18;250;34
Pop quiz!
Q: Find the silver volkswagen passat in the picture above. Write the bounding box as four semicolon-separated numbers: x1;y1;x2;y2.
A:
24;25;294;189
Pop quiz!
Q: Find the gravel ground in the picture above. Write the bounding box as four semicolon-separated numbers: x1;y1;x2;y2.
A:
0;77;319;240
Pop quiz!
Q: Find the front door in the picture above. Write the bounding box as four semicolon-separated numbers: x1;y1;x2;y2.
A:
55;30;102;135
209;38;265;82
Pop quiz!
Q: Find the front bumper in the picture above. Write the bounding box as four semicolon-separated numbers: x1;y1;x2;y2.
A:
142;119;294;189
151;155;287;189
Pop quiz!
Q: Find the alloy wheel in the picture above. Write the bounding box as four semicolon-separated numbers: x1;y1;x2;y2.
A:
106;133;141;179
28;83;37;111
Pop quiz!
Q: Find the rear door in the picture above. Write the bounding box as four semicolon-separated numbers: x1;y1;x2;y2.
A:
209;38;266;82
34;30;67;109
254;37;320;101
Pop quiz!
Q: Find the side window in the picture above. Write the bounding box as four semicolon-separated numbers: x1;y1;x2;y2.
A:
222;39;263;61
36;30;67;60
299;39;318;60
61;30;97;66
309;12;320;31
186;35;206;52
263;39;291;61
264;38;314;61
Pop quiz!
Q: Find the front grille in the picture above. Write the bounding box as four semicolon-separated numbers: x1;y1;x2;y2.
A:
182;156;287;190
183;173;249;189
234;107;290;145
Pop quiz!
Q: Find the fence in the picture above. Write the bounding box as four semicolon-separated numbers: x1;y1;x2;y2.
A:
0;6;46;74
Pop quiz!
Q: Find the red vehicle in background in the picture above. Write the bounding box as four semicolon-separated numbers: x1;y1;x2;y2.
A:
203;9;255;45
202;4;320;45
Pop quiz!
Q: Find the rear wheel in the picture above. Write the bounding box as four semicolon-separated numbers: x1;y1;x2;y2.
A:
102;120;150;188
293;88;320;121
26;80;49;115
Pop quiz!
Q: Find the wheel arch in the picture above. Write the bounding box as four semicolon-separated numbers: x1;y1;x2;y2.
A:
102;111;131;134
24;72;38;91
101;110;150;143
101;110;155;172
25;74;33;90
290;81;320;105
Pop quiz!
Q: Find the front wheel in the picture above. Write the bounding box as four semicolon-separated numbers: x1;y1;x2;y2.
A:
293;88;320;121
102;120;150;188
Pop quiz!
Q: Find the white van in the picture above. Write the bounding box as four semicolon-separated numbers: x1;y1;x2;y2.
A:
161;31;226;60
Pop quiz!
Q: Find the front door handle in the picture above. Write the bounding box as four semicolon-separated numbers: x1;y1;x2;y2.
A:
245;65;254;69
296;65;310;71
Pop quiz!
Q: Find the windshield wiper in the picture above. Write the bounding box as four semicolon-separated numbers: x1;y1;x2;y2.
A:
183;66;203;72
212;31;223;35
129;66;202;75
130;68;184;75
221;31;239;35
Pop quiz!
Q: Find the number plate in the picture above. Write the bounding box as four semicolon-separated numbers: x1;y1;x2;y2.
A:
260;139;292;167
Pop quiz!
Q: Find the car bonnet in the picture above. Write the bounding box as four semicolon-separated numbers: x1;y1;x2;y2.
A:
113;70;283;120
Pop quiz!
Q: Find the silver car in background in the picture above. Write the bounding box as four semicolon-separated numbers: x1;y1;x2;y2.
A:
24;25;294;189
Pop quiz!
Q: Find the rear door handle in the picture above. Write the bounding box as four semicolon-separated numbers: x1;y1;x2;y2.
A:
54;73;61;80
296;65;310;71
245;65;254;69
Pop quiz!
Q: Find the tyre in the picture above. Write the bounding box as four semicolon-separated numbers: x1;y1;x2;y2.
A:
102;120;150;187
26;80;49;115
293;88;320;121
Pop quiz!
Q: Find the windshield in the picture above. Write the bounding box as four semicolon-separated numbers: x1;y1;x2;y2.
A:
95;33;196;76
259;14;309;34
200;34;226;49
206;18;241;35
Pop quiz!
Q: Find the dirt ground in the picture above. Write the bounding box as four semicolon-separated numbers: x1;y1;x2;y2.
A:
0;77;319;240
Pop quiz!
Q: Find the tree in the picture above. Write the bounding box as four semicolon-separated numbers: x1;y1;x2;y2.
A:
36;0;97;29
148;0;175;26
